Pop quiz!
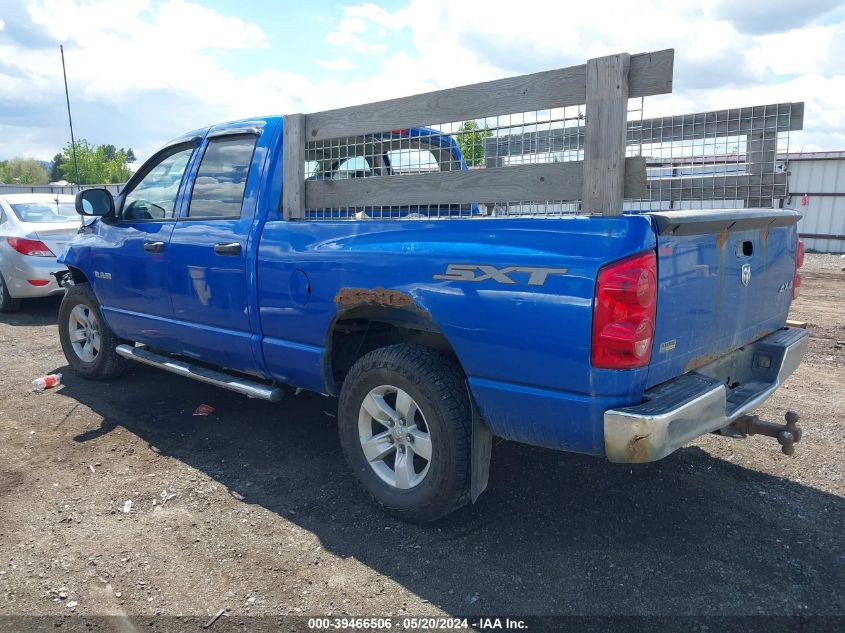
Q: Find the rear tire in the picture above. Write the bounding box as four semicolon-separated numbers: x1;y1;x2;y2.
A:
338;344;472;522
0;273;21;313
58;283;128;380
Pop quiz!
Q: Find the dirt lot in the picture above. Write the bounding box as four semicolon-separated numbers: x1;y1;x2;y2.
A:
0;254;843;625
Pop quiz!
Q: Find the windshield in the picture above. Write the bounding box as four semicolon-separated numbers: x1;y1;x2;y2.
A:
10;202;78;223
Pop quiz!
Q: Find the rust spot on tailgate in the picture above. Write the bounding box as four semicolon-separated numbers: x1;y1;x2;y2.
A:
684;328;778;373
684;352;722;373
759;225;769;242
334;287;426;314
715;229;729;249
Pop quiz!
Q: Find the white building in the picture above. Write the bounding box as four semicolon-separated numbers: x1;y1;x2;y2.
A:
784;151;845;254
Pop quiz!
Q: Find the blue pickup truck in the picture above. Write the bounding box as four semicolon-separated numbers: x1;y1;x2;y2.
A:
58;116;808;521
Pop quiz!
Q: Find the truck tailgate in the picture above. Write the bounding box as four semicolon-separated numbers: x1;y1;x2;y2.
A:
645;209;802;389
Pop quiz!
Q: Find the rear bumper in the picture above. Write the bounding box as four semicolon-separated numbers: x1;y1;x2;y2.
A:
2;256;66;298
604;327;809;463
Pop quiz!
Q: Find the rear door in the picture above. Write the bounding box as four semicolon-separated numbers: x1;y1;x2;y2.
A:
165;131;263;372
646;209;801;388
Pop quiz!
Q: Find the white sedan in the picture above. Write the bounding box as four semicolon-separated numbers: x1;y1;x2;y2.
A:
0;193;81;312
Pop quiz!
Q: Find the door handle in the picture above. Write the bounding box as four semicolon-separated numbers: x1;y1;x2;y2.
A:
143;241;165;253
214;242;242;256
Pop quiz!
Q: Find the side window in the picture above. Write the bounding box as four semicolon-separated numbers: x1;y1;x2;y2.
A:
122;144;195;221
188;135;257;218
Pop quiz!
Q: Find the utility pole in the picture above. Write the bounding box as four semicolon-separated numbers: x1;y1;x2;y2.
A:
60;44;81;190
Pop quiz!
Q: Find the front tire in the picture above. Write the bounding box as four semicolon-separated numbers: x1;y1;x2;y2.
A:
0;272;21;313
338;344;472;522
58;283;127;380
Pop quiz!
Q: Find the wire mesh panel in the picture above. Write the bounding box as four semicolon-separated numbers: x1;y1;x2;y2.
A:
303;106;594;219
471;102;801;215
281;49;682;220
626;103;799;211
299;101;800;219
284;50;802;222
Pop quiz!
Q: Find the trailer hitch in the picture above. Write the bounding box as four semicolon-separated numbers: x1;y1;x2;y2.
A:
729;410;802;455
52;270;73;288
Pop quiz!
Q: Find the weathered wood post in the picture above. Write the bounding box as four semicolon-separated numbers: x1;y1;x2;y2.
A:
282;113;305;219
582;53;631;215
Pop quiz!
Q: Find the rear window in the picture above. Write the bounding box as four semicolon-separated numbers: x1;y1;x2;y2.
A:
306;133;462;181
333;156;374;180
10;203;78;223
188;135;257;218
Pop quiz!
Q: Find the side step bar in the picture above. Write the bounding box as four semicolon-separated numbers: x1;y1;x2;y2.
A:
115;344;285;402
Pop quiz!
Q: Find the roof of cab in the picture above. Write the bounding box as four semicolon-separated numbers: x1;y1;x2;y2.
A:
165;116;281;148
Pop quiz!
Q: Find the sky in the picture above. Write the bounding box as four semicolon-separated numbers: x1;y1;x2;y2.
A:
1;0;845;164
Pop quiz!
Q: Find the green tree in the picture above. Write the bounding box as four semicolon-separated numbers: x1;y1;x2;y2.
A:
101;144;117;161
49;153;65;181
0;158;49;184
105;148;132;183
455;120;493;167
101;144;136;164
59;139;131;184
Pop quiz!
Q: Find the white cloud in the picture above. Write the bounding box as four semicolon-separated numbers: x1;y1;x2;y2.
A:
324;15;386;54
2;0;845;161
15;0;268;103
0;0;274;160
316;0;845;150
323;2;406;54
710;0;842;35
319;56;356;71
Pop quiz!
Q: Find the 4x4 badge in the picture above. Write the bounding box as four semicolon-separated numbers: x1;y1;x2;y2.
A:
741;263;751;287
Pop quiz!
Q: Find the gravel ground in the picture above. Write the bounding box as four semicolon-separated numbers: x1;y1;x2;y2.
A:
801;252;845;273
0;259;842;625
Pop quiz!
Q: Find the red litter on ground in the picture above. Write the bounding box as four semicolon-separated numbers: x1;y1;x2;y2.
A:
32;373;62;392
192;404;215;416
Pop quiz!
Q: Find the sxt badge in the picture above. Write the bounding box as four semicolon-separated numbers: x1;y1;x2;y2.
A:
434;264;568;286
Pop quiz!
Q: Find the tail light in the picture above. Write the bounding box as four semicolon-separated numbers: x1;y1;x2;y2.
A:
7;238;54;257
792;239;804;300
591;251;657;369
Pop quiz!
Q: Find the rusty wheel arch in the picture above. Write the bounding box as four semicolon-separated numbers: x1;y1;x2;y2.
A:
324;288;460;395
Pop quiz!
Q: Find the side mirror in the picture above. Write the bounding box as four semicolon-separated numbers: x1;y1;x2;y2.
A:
75;188;115;217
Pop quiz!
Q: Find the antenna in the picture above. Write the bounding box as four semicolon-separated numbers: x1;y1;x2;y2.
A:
60;44;81;191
